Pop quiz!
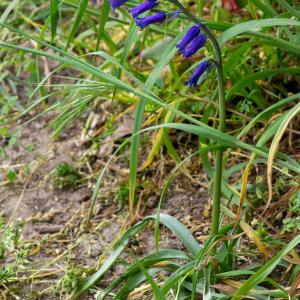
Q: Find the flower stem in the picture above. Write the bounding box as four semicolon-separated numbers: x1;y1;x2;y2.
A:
168;0;226;245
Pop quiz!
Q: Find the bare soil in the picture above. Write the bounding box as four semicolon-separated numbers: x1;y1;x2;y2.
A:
0;112;211;299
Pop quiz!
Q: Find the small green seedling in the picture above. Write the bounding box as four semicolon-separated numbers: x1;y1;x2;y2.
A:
52;162;80;188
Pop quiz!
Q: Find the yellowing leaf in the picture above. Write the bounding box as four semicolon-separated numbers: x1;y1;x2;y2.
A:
265;102;300;217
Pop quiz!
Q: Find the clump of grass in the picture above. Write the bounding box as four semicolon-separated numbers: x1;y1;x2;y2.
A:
56;266;87;295
0;218;22;259
51;162;80;188
0;218;31;292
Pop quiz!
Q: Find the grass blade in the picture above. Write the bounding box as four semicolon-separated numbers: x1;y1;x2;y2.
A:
116;267;169;300
218;18;300;47
278;0;300;18
70;214;199;299
69;218;152;299
99;249;188;299
65;0;89;50
95;0;110;51
222;206;270;259
238;92;300;139
137;260;167;300
0;0;19;23
50;0;59;41
226;68;300;101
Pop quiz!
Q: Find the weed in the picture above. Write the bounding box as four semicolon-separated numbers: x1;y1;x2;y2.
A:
283;190;300;233
117;183;129;209
283;217;300;233
102;115;117;138
255;222;272;243
57;266;87;295
0;222;16;259
0;266;14;285
6;169;17;183
290;190;300;214
0;219;28;291
51;162;80;188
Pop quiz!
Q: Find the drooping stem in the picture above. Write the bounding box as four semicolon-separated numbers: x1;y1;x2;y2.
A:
168;0;226;241
211;62;226;241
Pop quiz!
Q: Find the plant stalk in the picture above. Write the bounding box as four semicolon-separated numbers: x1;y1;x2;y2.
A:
211;62;226;241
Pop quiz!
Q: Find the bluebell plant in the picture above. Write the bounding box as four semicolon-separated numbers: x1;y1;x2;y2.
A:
106;0;226;246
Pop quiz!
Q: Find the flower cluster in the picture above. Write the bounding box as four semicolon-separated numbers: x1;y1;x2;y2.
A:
108;0;163;28
176;25;212;87
106;0;213;87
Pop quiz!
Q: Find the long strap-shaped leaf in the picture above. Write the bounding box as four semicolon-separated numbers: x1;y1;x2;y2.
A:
129;29;185;218
265;101;300;215
218;18;300;47
100;249;189;299
278;0;300;18
238;93;300;139
65;0;89;50
0;0;19;23
236;106;299;228
62;2;300;55
0;24;208;130
50;0;59;41
226;68;300;101
140;123;300;174
232;235;300;300
86;118;300;226
2;25;299;205
69;213;200;299
95;0;110;51
115;266;172;299
137;260;167;300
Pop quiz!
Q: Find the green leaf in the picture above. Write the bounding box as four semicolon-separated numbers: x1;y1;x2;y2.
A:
157;214;201;256
84;117;300;224
65;0;89;50
161;260;196;294
218;18;300;47
0;0;19;23
154;149;216;253
137;260;167;300
70;219;150;299
7;169;17;183
141;123;300;174
278;0;300;19
115;267;169;300
95;0;110;51
238;92;300;139
232;235;300;299
70;214;199;299
50;0;59;41
250;0;276;17
226;68;300;101
107;250;188;299
111;20;138;99
129;28;185;216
